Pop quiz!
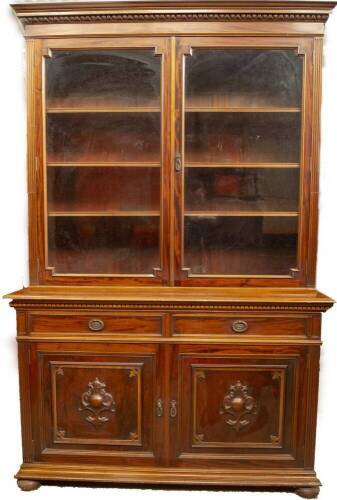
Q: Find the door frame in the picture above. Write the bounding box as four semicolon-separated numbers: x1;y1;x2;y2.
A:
29;36;172;286
173;36;316;287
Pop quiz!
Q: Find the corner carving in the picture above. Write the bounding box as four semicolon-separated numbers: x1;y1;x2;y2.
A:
78;377;116;428
219;380;258;432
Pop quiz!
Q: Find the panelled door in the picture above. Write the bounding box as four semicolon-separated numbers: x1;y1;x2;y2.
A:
173;36;314;287
168;344;316;469
37;37;171;285
30;342;164;466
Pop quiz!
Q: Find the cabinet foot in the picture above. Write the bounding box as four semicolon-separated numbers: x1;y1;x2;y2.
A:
17;480;41;492
295;487;320;498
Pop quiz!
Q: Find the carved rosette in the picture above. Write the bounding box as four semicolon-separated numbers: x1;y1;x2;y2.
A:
219;380;258;432
78;377;116;428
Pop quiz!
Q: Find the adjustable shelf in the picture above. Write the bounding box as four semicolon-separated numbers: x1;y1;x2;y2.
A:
184;211;298;217
47;162;161;168
185;162;300;169
48;211;160;217
185;107;301;113
47;107;161;113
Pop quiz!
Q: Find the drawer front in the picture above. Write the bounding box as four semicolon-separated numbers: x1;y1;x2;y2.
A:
172;314;308;338
30;342;162;465
29;312;163;336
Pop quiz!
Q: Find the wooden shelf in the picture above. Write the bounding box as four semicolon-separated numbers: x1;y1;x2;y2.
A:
47;162;161;168
47;107;161;114
185;211;298;217
185;107;301;113
48;211;160;217
185;162;300;169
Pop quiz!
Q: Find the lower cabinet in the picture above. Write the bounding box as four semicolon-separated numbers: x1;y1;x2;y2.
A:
25;341;318;470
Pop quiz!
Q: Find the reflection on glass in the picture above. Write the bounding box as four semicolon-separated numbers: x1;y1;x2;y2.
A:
48;167;160;213
185;113;301;164
186;49;302;108
184;216;298;275
46;49;162;276
46;50;161;109
47;113;160;163
184;48;302;276
185;168;299;213
48;216;160;274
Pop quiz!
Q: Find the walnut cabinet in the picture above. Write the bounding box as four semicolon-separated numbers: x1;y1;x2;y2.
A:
6;1;336;497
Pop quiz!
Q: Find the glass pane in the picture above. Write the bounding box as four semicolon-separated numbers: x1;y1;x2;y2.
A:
185;112;300;164
183;48;302;276
185;48;302;108
47;113;160;163
185;216;298;275
45;49;162;276
48;167;160;213
46;50;160;109
48;216;159;274
185;167;299;213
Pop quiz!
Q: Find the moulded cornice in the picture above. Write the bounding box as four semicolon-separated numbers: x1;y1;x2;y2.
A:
11;1;337;26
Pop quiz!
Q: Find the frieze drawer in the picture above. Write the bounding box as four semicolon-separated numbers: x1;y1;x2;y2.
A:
172;315;309;338
28;313;164;336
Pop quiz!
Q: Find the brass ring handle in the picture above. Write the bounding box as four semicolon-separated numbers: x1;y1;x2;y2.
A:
88;319;105;332
170;400;177;418
231;320;248;334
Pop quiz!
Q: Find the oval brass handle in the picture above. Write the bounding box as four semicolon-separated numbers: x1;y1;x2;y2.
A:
88;319;105;332
156;398;164;417
170;400;177;418
231;320;248;334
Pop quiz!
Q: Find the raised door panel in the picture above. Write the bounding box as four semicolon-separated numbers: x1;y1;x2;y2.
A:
31;343;162;465
174;36;315;287
170;344;317;469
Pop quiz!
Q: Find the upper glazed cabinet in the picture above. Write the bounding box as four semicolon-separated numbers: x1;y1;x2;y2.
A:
29;33;319;286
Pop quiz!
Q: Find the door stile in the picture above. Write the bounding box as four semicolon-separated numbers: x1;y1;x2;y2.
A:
27;39;45;285
167;344;180;465
173;38;190;285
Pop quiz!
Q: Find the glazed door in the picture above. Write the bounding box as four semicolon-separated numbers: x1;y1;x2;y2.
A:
31;343;164;465
169;344;314;469
174;37;313;287
39;38;170;284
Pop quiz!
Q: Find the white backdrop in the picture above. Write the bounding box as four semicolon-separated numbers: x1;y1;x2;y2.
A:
0;2;336;498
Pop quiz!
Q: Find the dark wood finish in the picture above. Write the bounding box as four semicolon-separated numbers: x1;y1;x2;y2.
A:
172;314;309;338
29;312;164;336
6;0;336;496
30;342;161;464
170;344;308;467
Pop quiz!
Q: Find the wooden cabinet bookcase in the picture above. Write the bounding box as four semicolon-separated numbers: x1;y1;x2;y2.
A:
6;1;336;497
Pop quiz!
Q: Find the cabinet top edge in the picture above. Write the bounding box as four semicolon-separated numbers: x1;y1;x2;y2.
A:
10;1;337;27
3;286;335;311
